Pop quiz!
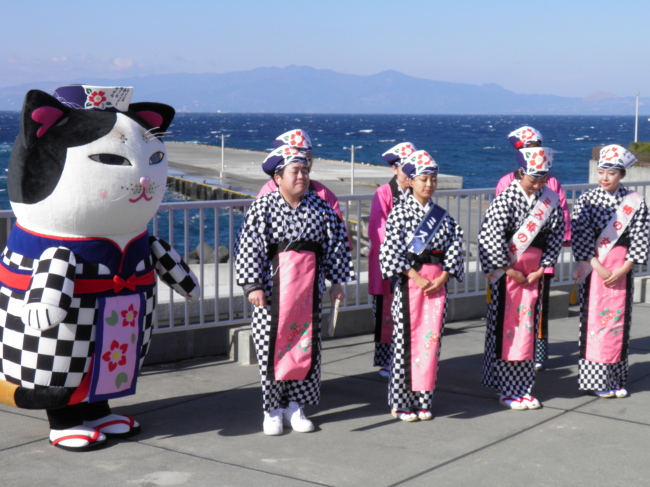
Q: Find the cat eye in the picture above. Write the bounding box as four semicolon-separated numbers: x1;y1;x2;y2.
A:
89;154;131;166
149;152;165;165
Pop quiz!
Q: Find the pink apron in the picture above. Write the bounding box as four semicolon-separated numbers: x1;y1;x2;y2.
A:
584;245;628;363
405;263;446;391
272;249;318;381
499;247;542;361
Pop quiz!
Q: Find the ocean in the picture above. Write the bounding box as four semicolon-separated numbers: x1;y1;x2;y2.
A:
0;111;646;251
1;112;646;207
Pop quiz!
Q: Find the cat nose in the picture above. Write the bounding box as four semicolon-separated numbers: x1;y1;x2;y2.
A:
140;177;151;188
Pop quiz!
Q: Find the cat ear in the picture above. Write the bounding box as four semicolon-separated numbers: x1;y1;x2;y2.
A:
20;90;69;147
129;102;175;137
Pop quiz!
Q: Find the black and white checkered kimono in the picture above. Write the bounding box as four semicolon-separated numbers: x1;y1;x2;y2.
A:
571;185;649;391
0;229;197;398
380;196;464;410
235;189;355;413
478;182;564;397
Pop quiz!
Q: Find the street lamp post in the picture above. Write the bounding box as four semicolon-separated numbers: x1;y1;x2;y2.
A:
635;91;640;143
343;145;363;194
220;134;230;179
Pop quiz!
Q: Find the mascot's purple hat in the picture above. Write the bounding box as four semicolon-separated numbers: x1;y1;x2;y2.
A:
53;85;134;112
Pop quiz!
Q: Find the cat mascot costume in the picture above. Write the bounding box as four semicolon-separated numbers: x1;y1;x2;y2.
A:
0;86;199;451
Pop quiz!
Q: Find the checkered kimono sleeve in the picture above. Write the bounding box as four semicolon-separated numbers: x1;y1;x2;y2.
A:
234;198;269;288
380;200;465;282
539;204;565;267
23;246;76;329
320;201;355;285
478;191;514;273
380;205;413;280
440;214;465;281
149;236;200;300
572;187;650;264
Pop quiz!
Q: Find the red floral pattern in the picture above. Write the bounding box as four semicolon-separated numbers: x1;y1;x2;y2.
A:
121;303;138;327
102;340;128;372
88;91;107;107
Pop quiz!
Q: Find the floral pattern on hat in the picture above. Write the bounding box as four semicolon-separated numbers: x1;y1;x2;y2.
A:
262;146;309;176
273;129;313;153
508;126;543;149
381;142;417;166
598;144;637;170
517;147;553;177
402;150;439;178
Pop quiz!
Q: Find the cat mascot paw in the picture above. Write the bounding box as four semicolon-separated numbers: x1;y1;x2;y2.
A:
0;85;199;451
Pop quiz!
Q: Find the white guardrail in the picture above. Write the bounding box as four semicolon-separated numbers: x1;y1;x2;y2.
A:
1;181;649;334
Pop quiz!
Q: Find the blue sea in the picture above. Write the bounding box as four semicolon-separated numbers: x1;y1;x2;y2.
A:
1;112;645;207
0;111;645;251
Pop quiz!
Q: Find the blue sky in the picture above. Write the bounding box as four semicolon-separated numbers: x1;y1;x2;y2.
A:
2;0;649;98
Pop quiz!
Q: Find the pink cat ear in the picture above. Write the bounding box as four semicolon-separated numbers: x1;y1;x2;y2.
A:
31;106;65;138
135;110;163;129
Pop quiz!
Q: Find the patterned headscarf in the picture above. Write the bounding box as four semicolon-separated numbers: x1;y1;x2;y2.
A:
508;126;543;149
52;85;134;112
516;147;553;178
598;144;637;170
262;146;309;176
272;129;313;154
381;142;417;166
401;150;439;179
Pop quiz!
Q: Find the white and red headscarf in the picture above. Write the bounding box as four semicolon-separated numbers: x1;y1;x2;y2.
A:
262;146;309;176
516;147;553;177
272;129;313;154
598;144;637;171
381;142;417;166
508;126;543;149
401;150;439;179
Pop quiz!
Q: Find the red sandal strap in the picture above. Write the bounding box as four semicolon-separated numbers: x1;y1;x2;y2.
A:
52;430;100;446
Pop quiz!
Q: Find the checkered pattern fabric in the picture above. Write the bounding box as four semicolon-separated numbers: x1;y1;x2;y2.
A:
150;236;199;298
571;185;649;264
378;195;461;410
380;195;465;282
572;186;648;392
0;241;162;392
482;281;536;396
535;338;548;365
372;295;393;367
388;289;444;410
23;247;76;329
478;185;565;396
478;182;565;273
234;189;354;412
250;303;322;412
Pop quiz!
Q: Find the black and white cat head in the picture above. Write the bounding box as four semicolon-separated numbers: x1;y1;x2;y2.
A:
9;89;175;239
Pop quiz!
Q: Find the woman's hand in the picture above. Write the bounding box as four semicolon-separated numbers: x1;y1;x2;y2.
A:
248;289;267;308
590;257;612;281
330;283;345;303
525;267;545;286
504;266;527;284
429;271;450;294
603;261;633;287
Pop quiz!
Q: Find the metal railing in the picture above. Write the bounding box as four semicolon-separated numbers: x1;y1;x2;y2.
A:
2;181;649;334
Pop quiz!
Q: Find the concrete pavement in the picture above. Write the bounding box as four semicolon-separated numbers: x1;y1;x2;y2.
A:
2;301;650;486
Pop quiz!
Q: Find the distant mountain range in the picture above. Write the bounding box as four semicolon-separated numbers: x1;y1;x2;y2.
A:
0;65;648;115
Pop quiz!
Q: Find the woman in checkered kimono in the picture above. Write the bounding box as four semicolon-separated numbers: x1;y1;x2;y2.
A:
235;148;354;435
497;126;572;372
368;142;416;378
380;151;464;422
478;147;564;410
571;145;649;398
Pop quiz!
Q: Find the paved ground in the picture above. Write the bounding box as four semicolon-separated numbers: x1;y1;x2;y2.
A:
3;300;650;487
165;142;464;196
